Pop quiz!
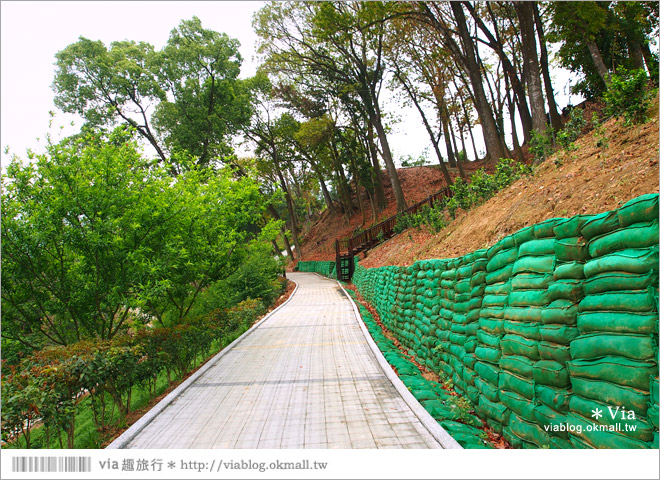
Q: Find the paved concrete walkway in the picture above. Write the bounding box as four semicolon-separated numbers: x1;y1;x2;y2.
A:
110;273;448;449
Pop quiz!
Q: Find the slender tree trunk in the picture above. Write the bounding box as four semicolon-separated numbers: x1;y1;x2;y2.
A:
350;157;367;227
395;68;453;186
450;2;506;162
628;39;645;70
515;1;548;136
267;204;295;259
460;95;479;160
329;139;354;216
642;43;659;79
367;119;387;210
586;39;610;86
440;104;457;169
275;164;302;260
271;239;281;257
533;3;562;132
505;74;525;163
372;111;407;211
307;156;335;213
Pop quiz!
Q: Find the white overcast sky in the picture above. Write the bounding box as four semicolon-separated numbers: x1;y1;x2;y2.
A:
1;1;583;168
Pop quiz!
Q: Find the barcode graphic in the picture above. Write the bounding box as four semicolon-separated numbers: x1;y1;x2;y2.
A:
11;456;92;473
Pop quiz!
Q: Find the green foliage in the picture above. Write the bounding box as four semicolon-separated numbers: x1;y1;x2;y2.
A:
400;149;430;168
445;159;532;218
1;128;279;346
1;298;268;448
591;113;610;149
557;108;587;150
604;68;654;125
395;205;447;234
529;128;555;163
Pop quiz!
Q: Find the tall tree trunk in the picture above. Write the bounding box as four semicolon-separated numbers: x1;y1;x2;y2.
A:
275;164;302;260
505;73;525;163
459;94;479;160
642;43;659;79
394;68;453;186
350;157;367;227
306;155;335;213
586;39;610;86
271;239;281;257
533;3;562;132
440;103;457;169
450;2;507;163
446;105;467;179
330;139;354;216
628;39;645;70
515;1;548;136
467;1;533;143
268;204;294;259
367;120;387;210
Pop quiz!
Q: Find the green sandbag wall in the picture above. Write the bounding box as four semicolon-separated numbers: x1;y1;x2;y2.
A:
297;260;337;278
299;193;659;449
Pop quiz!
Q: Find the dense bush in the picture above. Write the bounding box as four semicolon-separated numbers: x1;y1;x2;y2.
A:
445;159;532;218
557;107;587;150
604;68;654;125
0;297;272;448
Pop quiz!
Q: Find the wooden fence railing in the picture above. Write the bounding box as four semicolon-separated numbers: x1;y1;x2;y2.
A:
335;186;453;280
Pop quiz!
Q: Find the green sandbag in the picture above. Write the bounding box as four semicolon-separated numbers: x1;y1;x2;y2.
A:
539;341;572;363
463;352;477;369
500;370;535;400
519;238;556;257
465;384;481;405
554;214;595;239
570;377;649;415
547;280;584;302
539;324;580;345
468;296;483;311
504;306;543;323
588;221;659;258
508;289;551;307
534;404;569;439
503;426;524;449
449;333;467;346
412;389;439;402
648;404;659;429
486;247;518;273
484;280;512;295
533;360;571;388
475;345;502;363
578;289;657;313
567;412;649;449
474;361;501;385
500;355;535;378
568;434;594;449
584;271;658;296
581;210;620;240
569;395;655;441
482;294;508;308
457;264;473;279
541;299;579;325
480;306;507;319
504;320;541;341
512;255;555;275
471;272;487;289
617;193;659;227
513;226;536;247
476;330;502;348
479;395;510;424
570;333;657;361
501;334;540;360
455;278;472;294
479;317;504;335
550;437;574;449
511;273;554;290
576;311;658;335
509;412;551;448
463;367;477;386
534;217;566;239
555;237;590;262
467;308;481;323
474;376;500;402
567;357;658;390
554;261;586;280
485;264;514;284
465;322;479;336
651;376;659;403
500;389;537;423
535;384;572;412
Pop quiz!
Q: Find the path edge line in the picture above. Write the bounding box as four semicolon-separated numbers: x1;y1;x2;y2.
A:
106;279;300;449
335;277;463;450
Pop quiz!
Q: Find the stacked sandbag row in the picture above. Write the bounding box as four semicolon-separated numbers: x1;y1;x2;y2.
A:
297;260;336;277
567;194;659;449
462;250;489;407
474;234;517;435
498;219;562;448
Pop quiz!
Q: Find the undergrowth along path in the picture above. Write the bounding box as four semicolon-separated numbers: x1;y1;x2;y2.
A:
109;272;455;449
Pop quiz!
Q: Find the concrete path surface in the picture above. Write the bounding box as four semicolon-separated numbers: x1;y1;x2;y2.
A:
109;272;456;449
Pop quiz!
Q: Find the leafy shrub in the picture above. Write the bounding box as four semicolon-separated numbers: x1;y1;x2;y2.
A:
557;108;586;150
529;128;554;163
604;68;653;125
